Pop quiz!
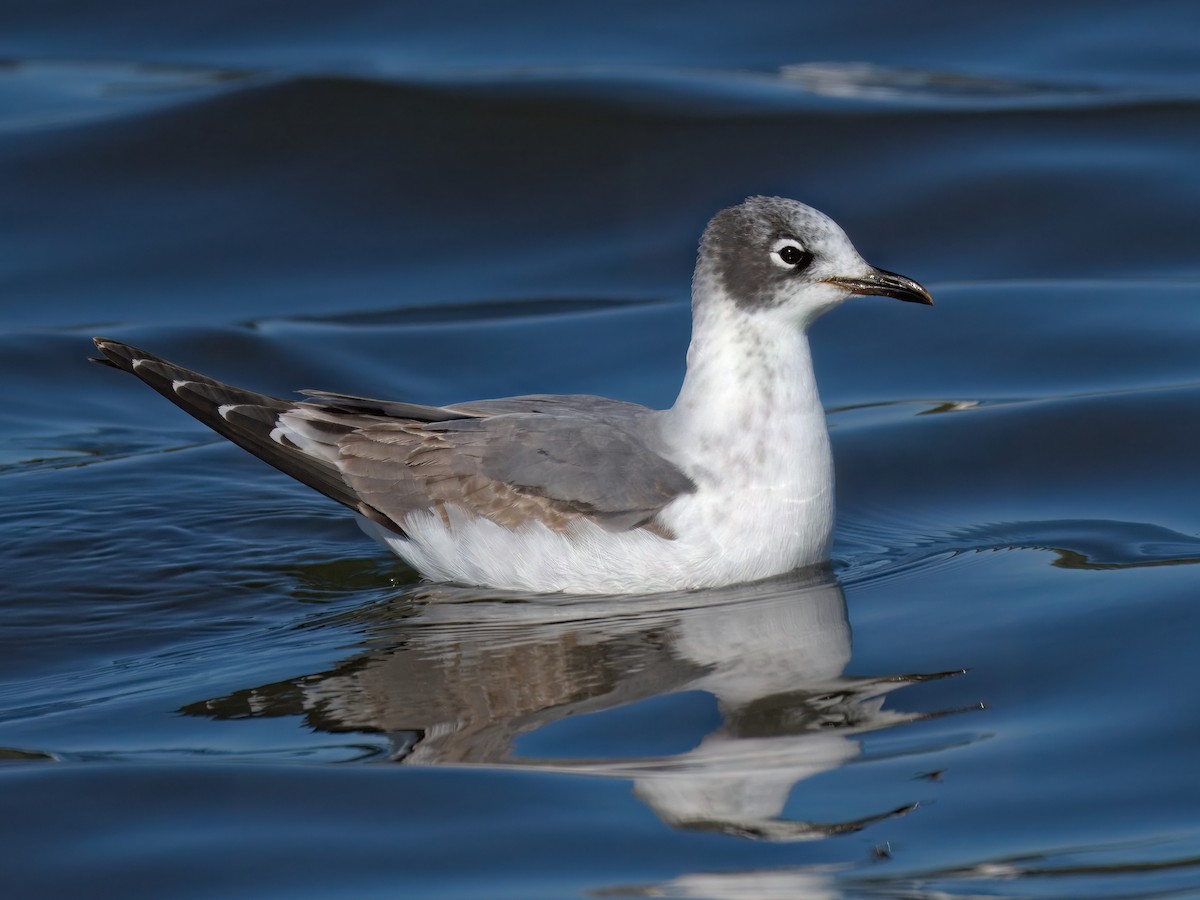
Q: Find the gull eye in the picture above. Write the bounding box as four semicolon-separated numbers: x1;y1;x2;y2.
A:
770;239;813;271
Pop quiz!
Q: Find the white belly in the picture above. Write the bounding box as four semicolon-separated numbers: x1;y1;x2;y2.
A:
359;470;833;595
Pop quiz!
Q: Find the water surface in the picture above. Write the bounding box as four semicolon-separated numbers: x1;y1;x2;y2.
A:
3;3;1200;897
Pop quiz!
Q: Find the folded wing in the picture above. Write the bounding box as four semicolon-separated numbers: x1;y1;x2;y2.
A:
93;338;694;539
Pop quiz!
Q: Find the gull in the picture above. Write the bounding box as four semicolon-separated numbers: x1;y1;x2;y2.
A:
92;197;931;594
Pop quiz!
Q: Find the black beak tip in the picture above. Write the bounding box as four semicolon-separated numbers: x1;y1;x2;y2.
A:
907;290;935;307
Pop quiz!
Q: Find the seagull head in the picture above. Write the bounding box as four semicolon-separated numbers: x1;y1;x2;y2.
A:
696;196;932;326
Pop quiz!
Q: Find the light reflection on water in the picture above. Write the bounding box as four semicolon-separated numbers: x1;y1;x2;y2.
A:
184;568;974;841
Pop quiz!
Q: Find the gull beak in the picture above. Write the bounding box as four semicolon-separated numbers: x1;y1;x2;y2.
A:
822;268;933;305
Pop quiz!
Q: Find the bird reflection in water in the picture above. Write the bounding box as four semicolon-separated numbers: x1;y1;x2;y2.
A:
184;566;971;841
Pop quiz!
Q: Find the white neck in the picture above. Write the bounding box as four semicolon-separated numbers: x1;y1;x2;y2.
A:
668;298;827;457
659;295;835;570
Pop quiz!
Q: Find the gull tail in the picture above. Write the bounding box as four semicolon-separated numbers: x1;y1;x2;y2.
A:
90;337;390;529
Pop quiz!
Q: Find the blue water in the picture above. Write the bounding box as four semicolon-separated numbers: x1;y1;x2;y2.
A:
4;3;1200;897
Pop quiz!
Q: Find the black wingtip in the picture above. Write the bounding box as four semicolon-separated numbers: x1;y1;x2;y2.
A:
90;336;146;373
91;337;124;370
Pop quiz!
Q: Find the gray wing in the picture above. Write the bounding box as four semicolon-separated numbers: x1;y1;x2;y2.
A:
93;339;694;539
302;389;653;421
335;411;695;536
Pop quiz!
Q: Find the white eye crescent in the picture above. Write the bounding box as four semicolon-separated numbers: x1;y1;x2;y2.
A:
770;238;813;271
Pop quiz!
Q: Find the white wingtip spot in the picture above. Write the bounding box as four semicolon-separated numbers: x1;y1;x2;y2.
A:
217;404;237;421
171;379;195;393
